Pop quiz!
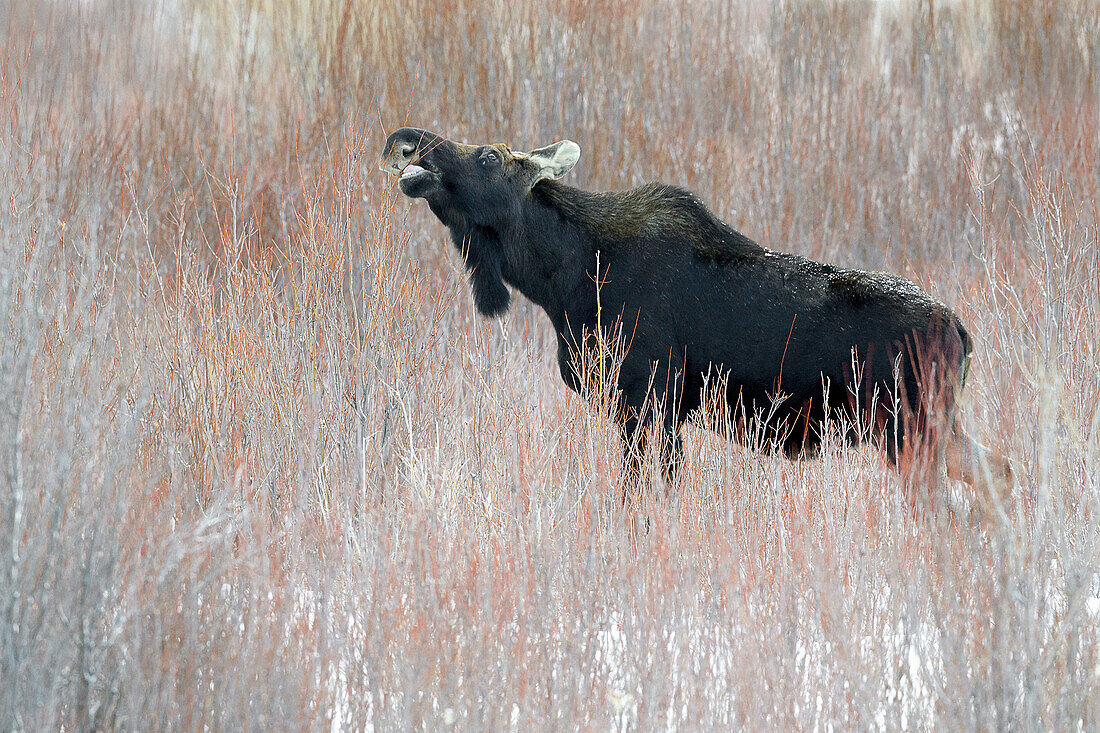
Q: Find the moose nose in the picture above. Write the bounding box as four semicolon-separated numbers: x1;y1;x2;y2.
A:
379;143;418;175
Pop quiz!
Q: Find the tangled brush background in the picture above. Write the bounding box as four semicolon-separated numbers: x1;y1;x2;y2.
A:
1;0;1097;729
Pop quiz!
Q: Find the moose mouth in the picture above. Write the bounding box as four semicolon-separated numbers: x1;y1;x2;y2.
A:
385;157;441;198
379;134;445;197
398;163;433;183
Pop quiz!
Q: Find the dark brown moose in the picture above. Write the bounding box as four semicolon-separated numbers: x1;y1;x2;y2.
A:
380;127;1010;507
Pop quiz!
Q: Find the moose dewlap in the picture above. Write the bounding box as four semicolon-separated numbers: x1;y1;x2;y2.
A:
380;127;1004;504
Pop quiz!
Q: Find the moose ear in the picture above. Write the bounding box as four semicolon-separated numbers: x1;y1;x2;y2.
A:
521;140;580;183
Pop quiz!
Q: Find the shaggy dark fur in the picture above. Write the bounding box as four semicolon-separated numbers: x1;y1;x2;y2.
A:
380;127;972;499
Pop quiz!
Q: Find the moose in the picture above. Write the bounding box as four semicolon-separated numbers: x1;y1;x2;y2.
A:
379;127;1010;505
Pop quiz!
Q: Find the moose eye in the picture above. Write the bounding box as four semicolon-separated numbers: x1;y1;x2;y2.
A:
482;151;499;165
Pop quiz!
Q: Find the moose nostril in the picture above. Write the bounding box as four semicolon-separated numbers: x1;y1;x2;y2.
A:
400;144;415;158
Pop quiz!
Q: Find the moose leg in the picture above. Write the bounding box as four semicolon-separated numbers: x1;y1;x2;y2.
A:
618;412;649;509
945;428;1014;513
658;412;684;491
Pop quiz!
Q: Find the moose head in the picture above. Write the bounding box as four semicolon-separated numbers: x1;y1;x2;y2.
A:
380;127;580;228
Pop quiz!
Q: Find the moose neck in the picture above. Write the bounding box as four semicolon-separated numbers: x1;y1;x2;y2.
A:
521;206;592;305
477;191;598;329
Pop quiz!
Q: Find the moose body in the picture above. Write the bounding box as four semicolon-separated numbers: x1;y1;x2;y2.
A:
380;127;1000;499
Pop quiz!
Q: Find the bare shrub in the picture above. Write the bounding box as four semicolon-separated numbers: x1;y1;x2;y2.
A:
1;0;1097;729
